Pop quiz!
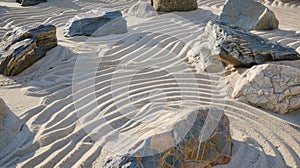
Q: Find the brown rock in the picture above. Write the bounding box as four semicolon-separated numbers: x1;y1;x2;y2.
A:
151;0;198;12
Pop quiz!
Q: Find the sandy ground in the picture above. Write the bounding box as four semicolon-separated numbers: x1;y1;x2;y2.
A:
0;0;299;167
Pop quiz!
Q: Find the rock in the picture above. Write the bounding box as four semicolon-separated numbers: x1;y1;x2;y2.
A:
104;106;232;168
64;8;127;37
151;0;198;12
232;64;300;114
0;99;8;131
16;0;47;6
0;25;57;76
205;20;300;67
220;0;278;30
126;1;157;18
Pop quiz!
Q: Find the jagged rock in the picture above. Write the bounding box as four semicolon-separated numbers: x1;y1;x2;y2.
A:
16;0;47;6
0;99;8;131
220;0;278;30
151;0;198;12
0;25;57;76
64;8;127;37
205;20;300;67
232;64;300;114
104;106;232;168
126;1;157;18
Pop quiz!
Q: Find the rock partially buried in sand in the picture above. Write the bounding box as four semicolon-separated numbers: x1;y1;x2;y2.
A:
205;20;300;67
0;25;57;76
126;1;157;18
151;0;198;12
16;0;47;6
0;99;8;131
104;106;232;168
220;0;278;30
232;64;300;114
64;8;127;37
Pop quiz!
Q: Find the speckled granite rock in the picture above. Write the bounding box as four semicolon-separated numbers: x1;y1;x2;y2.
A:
16;0;47;6
64;8;127;37
220;0;278;30
104;106;232;168
151;0;198;12
0;99;8;131
0;25;57;76
232;64;300;114
205;20;300;67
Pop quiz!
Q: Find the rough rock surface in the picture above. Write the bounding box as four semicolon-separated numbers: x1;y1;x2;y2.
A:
126;1;156;18
0;25;57;76
104;106;232;168
0;99;8;131
151;0;198;12
64;8;127;37
16;0;47;6
220;0;278;30
205;20;300;67
232;64;300;114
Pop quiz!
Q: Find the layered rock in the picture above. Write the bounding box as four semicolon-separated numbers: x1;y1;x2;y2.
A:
104;106;232;168
126;1;156;18
0;25;57;76
220;0;278;30
205;20;300;67
232;64;300;114
64;8;127;37
151;0;198;12
16;0;46;6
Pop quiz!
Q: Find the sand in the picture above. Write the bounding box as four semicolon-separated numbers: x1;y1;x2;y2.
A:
0;0;299;167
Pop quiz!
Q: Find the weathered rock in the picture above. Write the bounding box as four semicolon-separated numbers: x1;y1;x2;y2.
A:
0;25;57;76
126;1;157;18
0;99;8;131
151;0;198;12
104;106;232;168
16;0;46;6
232;64;300;114
205;20;300;67
220;0;278;30
64;8;127;37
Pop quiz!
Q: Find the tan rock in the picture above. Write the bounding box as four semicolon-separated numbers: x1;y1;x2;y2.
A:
151;0;198;12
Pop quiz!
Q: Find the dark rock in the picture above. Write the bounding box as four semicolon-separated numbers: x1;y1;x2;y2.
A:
205;20;300;67
220;0;278;30
104;106;232;168
16;0;47;6
64;8;127;37
0;25;57;76
151;0;198;12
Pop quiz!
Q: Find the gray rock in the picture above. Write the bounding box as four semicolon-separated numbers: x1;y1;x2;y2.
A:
0;25;57;76
220;0;278;30
16;0;46;6
64;8;127;37
104;106;232;168
0;99;8;131
205;20;300;67
232;64;300;114
126;1;157;18
151;0;198;12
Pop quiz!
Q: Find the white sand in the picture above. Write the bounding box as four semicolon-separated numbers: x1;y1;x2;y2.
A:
0;0;299;167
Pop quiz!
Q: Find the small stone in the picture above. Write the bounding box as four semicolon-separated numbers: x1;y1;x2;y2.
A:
16;0;47;6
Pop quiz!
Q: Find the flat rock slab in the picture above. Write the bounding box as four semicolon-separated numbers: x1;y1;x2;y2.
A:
64;8;127;37
151;0;198;12
16;0;47;6
205;20;300;67
0;25;57;76
220;0;278;30
104;106;232;168
232;64;300;114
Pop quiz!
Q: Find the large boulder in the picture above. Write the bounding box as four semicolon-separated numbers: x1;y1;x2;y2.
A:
205;20;300;67
64;8;127;37
104;106;232;168
151;0;198;12
0;25;57;76
232;64;300;114
16;0;47;6
220;0;278;30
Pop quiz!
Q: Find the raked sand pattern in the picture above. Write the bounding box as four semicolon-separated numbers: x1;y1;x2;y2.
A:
0;0;299;168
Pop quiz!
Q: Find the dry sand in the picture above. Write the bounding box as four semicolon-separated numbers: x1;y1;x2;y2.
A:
0;0;299;167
